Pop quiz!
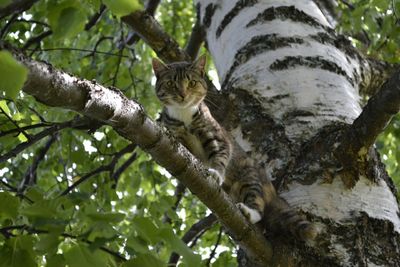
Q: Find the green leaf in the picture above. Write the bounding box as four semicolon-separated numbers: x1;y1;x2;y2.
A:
103;0;142;18
159;227;201;267
0;192;20;220
0;100;11;116
46;254;66;267
20;199;57;219
47;2;86;39
0;236;36;267
0;0;12;8
64;243;109;267
35;234;60;255
131;217;160;244
126;234;150;254
86;212;125;223
0;50;28;100
122;254;164;267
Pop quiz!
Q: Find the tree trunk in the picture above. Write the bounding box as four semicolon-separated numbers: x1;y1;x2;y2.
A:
196;0;400;266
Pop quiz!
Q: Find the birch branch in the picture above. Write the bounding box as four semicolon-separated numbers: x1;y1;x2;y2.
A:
360;59;399;97
337;68;400;158
13;51;272;264
121;11;190;62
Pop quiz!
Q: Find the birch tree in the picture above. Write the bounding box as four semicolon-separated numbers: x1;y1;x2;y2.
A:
0;0;399;266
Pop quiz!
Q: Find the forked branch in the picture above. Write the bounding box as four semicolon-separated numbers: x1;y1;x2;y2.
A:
337;68;400;158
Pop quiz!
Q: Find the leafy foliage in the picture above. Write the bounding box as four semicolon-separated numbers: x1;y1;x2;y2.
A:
0;0;399;266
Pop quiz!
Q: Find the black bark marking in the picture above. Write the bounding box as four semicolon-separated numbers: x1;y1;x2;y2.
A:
270;56;354;85
203;3;218;28
247;5;331;32
222;34;304;88
216;0;258;38
309;32;361;61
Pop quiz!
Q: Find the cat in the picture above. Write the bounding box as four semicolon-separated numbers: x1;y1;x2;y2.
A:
152;55;317;241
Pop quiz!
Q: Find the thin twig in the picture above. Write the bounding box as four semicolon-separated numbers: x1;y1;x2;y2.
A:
18;133;58;193
0;117;88;164
22;30;52;50
0;225;127;261
25;47;130;58
0;122;49;137
163;182;186;224
0;107;32;140
206;227;223;266
111;152;138;188
168;214;218;266
60;143;136;196
0;13;18;39
85;4;106;31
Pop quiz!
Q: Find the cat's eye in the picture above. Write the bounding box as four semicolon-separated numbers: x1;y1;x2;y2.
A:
166;81;173;86
188;80;197;87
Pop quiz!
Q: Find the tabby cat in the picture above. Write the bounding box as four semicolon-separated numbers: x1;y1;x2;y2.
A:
152;55;317;241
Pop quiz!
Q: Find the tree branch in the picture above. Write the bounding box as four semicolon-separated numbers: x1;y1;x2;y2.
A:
12;49;272;264
0;224;126;261
163;181;186;224
0;0;38;19
19;133;58;193
85;4;107;31
22;30;52;50
111;151;138;188
336;68;400;159
121;11;189;62
206;226;223;266
168;214;218;266
359;59;399;97
0;117;88;164
125;0;161;46
60;143;136;196
185;19;205;60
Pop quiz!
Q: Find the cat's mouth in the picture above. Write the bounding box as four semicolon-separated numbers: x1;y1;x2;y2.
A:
173;95;203;108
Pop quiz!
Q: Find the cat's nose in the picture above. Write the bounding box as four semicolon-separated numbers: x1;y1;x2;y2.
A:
179;90;187;99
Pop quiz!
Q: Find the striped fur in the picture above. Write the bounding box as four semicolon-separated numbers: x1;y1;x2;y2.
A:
152;56;317;241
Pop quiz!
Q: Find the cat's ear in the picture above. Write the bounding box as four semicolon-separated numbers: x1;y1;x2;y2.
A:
152;58;168;77
192;54;207;76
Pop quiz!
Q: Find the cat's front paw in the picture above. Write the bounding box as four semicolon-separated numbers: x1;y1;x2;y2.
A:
237;203;262;224
208;168;224;185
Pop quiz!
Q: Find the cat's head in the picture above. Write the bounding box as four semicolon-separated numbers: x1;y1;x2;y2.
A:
152;55;207;109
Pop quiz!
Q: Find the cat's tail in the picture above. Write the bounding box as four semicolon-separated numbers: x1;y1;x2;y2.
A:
263;191;317;241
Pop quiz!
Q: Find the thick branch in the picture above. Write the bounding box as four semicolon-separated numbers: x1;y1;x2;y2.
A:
125;0;161;45
185;19;205;60
14;51;272;264
121;11;189;62
337;68;400;158
0;0;38;19
360;59;399;97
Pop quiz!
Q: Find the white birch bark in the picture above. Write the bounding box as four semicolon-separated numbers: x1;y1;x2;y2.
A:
196;0;400;265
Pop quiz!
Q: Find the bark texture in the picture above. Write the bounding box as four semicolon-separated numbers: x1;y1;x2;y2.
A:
196;0;400;266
